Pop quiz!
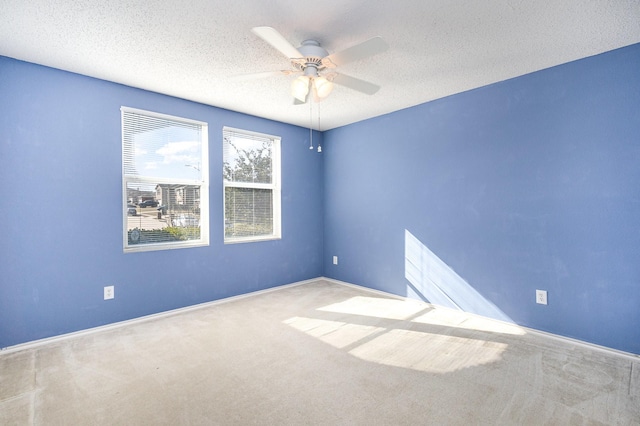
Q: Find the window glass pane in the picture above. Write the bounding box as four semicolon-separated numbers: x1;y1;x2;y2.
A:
225;188;273;238
222;127;280;243
122;107;208;252
126;181;201;245
123;112;203;181
223;137;272;184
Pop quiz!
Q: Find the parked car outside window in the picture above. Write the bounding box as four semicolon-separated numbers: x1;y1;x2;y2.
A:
139;200;158;208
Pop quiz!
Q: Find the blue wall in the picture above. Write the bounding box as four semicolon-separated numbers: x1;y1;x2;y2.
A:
323;43;640;355
0;57;324;348
2;43;639;354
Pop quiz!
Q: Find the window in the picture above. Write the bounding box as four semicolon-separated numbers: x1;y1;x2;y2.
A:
223;127;281;243
122;107;209;252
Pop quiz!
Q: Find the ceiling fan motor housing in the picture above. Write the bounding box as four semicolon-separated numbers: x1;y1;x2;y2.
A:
293;40;329;76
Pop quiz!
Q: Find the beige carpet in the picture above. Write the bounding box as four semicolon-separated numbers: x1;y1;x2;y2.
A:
1;279;639;425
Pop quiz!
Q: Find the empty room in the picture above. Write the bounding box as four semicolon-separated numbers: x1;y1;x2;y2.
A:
1;1;639;424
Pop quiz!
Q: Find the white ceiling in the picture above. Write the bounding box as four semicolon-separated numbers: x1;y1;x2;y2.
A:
1;1;639;130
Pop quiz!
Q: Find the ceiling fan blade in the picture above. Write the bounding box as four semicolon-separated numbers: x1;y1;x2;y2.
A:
331;73;381;95
322;36;388;68
252;26;303;59
293;97;306;105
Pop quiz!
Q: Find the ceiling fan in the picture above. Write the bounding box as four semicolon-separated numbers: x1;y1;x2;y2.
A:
242;26;388;104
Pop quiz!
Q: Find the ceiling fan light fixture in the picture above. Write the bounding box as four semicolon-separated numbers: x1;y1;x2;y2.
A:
291;76;310;102
250;27;387;105
313;76;333;99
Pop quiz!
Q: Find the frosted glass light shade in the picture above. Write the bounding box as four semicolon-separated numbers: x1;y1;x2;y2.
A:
314;77;333;98
291;76;310;102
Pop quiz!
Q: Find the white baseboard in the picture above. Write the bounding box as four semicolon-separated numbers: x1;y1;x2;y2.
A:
0;277;318;355
3;276;639;362
321;276;640;362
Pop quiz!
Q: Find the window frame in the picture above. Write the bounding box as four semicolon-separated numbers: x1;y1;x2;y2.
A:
121;107;209;253
223;126;281;244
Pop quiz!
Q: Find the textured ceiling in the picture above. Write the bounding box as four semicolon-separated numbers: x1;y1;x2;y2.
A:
1;0;639;130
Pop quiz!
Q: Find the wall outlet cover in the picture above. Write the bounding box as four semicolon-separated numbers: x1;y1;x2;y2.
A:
104;285;115;300
536;289;547;305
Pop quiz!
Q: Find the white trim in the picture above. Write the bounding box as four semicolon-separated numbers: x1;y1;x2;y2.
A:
121;106;208;127
222;128;282;243
224;181;274;190
124;238;210;253
3;276;638;362
223;126;280;142
516;326;640;361
224;234;282;244
322;277;406;300
0;278;317;355
121;106;209;253
321;277;640;362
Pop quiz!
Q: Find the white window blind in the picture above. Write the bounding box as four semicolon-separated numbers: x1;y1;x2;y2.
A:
122;107;209;252
223;127;281;243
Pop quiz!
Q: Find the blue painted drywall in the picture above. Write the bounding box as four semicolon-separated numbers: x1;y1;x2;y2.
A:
0;57;324;348
323;43;640;354
2;43;639;355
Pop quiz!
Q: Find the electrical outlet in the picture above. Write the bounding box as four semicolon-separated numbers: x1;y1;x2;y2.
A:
536;289;547;305
104;285;114;300
333;256;338;265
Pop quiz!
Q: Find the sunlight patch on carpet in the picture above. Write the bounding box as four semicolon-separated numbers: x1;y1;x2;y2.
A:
412;308;526;336
283;316;384;349
349;329;507;373
317;296;427;321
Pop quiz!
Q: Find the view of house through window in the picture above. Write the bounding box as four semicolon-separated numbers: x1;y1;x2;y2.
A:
122;107;209;252
223;127;281;243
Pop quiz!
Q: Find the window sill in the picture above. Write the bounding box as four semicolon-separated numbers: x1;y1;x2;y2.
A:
124;240;209;253
224;235;281;245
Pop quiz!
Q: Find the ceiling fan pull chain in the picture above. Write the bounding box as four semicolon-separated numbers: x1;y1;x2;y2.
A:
317;102;322;153
309;101;314;150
